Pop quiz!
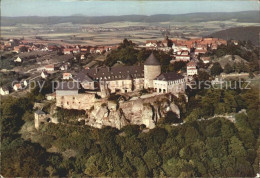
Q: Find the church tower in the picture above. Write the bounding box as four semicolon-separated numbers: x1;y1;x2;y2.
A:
144;53;161;89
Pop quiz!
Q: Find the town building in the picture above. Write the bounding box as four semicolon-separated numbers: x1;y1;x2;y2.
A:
13;83;22;91
41;71;49;79
175;50;190;61
201;56;211;64
14;56;23;63
63;48;73;54
187;61;198;76
0;86;10;95
145;40;159;47
46;93;56;101
63;73;72;80
44;64;55;72
60;64;69;71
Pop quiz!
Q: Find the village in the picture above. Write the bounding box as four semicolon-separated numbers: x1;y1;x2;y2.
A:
2;0;260;176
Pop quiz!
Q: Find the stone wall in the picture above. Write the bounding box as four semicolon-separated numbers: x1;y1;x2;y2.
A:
56;92;182;130
56;93;101;110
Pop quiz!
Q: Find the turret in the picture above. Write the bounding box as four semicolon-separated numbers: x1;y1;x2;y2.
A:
144;53;161;89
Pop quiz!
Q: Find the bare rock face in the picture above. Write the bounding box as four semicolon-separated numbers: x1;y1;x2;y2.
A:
85;94;181;129
170;102;180;118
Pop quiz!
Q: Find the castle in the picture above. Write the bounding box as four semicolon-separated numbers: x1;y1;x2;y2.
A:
42;53;186;129
64;52;186;97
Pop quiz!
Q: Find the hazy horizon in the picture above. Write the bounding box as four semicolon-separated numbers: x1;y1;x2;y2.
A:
2;10;259;18
1;0;259;17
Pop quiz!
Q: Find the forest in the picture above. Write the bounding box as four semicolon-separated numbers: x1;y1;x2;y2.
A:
1;79;259;176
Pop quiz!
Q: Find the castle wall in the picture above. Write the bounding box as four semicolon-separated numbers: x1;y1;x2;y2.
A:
100;78;144;94
153;78;186;94
56;93;100;110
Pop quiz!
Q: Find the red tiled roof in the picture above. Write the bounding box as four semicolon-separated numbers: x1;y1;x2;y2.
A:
187;61;197;66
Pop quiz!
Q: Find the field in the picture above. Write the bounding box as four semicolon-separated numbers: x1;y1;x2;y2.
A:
2;20;259;46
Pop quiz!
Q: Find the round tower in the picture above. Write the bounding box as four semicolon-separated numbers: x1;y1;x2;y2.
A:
144;53;161;89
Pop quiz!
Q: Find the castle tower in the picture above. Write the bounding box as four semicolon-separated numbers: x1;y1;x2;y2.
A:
144;53;161;89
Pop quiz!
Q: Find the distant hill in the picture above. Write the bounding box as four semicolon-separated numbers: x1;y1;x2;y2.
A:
208;26;260;46
214;55;249;68
1;11;259;26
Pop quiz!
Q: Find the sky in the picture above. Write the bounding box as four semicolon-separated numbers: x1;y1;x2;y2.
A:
1;0;259;17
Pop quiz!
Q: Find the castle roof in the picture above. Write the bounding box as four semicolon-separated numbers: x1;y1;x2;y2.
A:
85;65;144;81
74;71;94;83
35;110;45;115
155;72;184;81
55;82;80;91
144;53;160;66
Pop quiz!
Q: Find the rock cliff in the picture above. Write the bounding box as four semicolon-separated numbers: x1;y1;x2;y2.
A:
85;93;181;129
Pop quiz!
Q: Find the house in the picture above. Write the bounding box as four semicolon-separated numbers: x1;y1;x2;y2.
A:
0;86;10;95
60;64;68;71
41;71;49;79
201;57;211;64
162;39;168;47
44;64;55;72
63;73;72;80
80;54;85;60
90;48;95;54
104;46;111;52
231;40;239;45
21;79;29;87
48;45;59;51
175;50;190;61
187;61;198;76
194;48;207;56
46;93;56;101
211;44;218;50
146;40;159;47
13;46;21;53
172;44;190;53
55;82;80;96
13;83;22;91
14;56;23;63
63;48;73;54
73;48;80;54
153;72;186;94
80;48;88;53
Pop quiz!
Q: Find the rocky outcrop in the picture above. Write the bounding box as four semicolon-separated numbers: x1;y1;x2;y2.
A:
85;93;181;129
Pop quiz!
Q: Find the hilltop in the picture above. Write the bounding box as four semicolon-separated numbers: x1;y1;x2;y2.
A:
213;55;249;68
1;11;259;26
209;26;260;46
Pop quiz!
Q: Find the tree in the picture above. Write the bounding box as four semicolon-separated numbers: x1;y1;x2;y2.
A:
224;63;233;74
143;150;161;170
172;61;187;72
167;39;173;47
249;71;254;79
19;46;29;52
210;62;223;76
159;111;180;124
